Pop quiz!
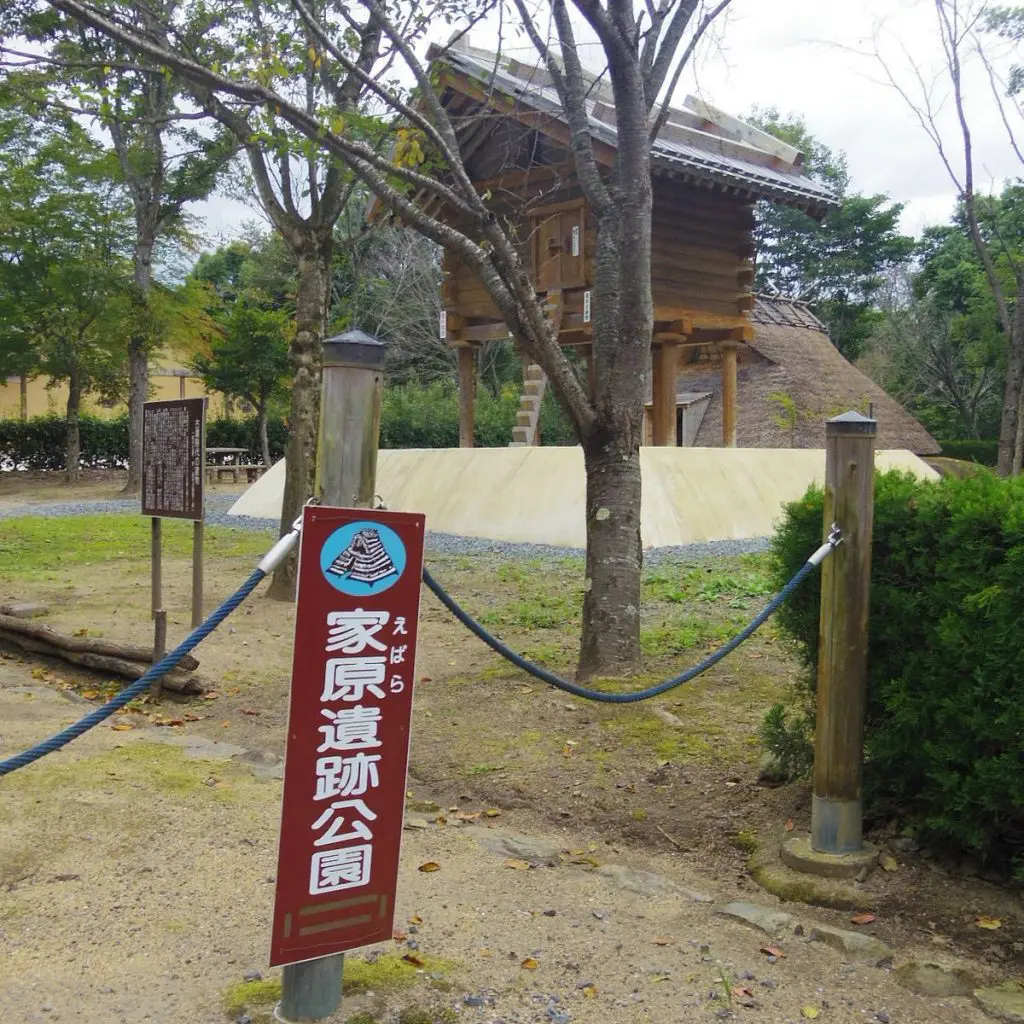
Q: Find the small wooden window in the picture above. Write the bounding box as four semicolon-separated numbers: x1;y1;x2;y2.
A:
531;200;586;292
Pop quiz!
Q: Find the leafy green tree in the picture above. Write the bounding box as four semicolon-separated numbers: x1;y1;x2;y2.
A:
5;9;237;493
0;88;133;480
190;295;291;467
750;110;915;360
860;267;1002;440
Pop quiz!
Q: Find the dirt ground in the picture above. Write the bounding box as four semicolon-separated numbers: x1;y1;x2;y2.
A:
0;474;1022;1023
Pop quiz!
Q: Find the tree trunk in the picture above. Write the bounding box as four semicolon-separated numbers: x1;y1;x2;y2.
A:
576;74;653;680
577;436;643;679
66;366;81;484
122;235;155;495
258;403;272;467
267;236;332;599
997;280;1024;476
1013;385;1024;476
19;376;27;422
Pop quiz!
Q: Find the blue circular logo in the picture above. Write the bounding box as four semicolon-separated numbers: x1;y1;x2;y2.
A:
319;520;407;595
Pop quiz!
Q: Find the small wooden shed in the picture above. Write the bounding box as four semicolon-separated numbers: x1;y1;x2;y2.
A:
423;41;839;447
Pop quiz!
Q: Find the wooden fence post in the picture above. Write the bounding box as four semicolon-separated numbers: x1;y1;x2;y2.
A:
278;328;385;1023
812;411;876;855
781;411;878;879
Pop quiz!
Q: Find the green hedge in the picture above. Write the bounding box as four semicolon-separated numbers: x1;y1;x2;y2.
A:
0;415;130;470
380;380;577;449
939;439;1000;466
0;384;578;470
770;470;1024;870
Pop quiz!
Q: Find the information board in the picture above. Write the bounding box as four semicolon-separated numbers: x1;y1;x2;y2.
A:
270;504;426;968
142;398;206;520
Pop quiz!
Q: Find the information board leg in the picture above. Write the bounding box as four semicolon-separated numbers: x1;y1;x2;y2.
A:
277;956;344;1023
151;517;164;700
277;331;386;1020
151;517;162;620
192;520;204;629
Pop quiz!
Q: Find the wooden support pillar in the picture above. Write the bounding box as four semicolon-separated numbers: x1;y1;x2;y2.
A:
458;346;475;449
721;341;738;448
652;341;678;446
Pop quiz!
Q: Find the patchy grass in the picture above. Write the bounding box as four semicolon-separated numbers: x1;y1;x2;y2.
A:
224;978;282;1016
0;514;268;582
343;953;455;994
642;554;772;608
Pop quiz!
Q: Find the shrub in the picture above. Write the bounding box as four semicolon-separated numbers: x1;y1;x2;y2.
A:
0;415;129;470
939;439;999;466
379;380;577;448
770;470;1024;869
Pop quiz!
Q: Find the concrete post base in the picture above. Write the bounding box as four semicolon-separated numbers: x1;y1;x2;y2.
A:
780;835;878;880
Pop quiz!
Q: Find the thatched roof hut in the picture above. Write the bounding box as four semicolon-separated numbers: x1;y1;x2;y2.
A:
646;295;940;454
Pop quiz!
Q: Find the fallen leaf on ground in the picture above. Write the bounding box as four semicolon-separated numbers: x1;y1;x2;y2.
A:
564;855;599;868
734;986;753;998
203;692;219;699
221;721;230;728
435;816;447;827
419;676;432;682
520;958;539;970
976;916;1002;930
478;948;492;957
240;708;261;716
651;936;675;946
402;954;425;967
30;668;45;680
879;853;899;872
408;914;423;925
417;861;441;873
72;628;89;637
484;809;502;818
801;1006;819;1019
110;723;133;731
851;912;877;926
785;818;795;832
505;859;531;871
392;930;407;942
581;984;597;999
80;690;99;700
760;945;785;958
456;812;480;822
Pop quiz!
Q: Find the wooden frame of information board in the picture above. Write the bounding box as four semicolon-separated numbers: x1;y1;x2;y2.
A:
142;398;207;669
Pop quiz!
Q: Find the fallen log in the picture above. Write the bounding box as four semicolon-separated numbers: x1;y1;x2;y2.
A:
0;628;204;695
0;614;199;671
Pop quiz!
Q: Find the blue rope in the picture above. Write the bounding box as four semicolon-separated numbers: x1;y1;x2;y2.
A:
422;557;820;704
0;567;267;777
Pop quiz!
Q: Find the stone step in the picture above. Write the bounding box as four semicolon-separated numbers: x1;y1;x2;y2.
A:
515;410;533;427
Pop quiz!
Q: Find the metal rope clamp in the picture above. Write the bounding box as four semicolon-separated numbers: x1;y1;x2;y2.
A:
809;522;844;567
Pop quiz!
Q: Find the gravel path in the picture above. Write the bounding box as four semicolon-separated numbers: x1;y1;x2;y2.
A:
0;495;770;562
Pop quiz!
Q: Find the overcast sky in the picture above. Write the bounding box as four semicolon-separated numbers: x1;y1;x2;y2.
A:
200;0;1023;247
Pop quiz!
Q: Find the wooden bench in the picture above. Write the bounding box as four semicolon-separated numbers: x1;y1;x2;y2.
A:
204;463;268;484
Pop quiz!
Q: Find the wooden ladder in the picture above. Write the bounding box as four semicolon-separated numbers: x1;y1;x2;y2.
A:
510;291;562;448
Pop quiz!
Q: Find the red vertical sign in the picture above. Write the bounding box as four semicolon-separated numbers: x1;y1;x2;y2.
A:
270;505;425;968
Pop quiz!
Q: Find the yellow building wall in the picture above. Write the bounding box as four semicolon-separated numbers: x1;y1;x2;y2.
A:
0;372;233;420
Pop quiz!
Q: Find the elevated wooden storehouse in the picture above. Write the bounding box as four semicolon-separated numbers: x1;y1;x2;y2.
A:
423;42;838;447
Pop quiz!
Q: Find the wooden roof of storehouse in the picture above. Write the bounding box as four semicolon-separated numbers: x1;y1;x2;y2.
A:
430;41;839;218
686;296;941;454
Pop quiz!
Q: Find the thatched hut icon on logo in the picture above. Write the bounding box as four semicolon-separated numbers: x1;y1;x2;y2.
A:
319;521;407;596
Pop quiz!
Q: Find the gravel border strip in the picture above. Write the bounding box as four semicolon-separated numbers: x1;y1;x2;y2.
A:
0;498;770;562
